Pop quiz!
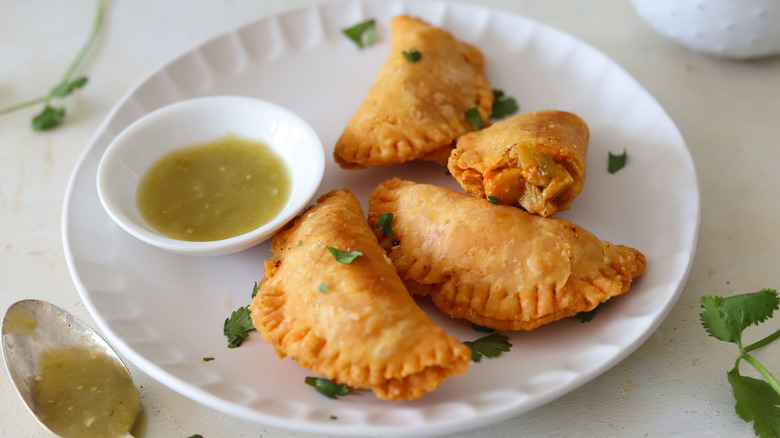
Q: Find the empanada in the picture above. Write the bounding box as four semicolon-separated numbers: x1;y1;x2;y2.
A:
334;15;494;169
448;110;589;217
249;189;471;401
368;179;646;331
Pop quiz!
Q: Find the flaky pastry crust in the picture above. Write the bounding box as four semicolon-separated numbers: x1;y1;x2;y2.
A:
250;189;471;401
334;15;494;169
368;179;646;331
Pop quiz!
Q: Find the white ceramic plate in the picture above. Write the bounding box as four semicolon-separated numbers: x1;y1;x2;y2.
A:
62;0;699;436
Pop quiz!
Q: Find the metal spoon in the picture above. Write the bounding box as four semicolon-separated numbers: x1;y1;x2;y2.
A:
1;299;141;438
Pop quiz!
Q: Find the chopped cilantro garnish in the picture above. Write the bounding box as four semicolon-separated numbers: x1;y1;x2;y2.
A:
464;332;511;362
701;288;780;436
319;282;328;293
402;49;422;63
465;107;484;130
373;213;395;237
32;105;66;131
342;19;376;49
491;89;519;119
298;240;303;246
608;149;628;173
329;415;338;420
223;306;255;348
487;196;502;205
305;376;351;399
575;307;599;323
471;323;495;333
187;435;204;438
202;357;215;362
251;282;258;298
327;246;363;264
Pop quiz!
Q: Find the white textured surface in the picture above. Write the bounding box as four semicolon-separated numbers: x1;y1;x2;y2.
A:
63;1;696;436
2;0;779;437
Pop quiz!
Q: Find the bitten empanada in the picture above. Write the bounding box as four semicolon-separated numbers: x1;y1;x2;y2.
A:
368;179;646;331
249;189;471;401
334;15;494;169
448;110;589;217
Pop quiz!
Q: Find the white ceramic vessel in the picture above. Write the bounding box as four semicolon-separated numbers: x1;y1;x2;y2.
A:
630;0;780;59
96;95;325;256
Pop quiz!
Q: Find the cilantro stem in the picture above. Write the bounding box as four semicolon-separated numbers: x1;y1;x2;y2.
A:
0;96;49;116
738;349;780;395
744;328;780;353
0;0;104;116
61;0;104;86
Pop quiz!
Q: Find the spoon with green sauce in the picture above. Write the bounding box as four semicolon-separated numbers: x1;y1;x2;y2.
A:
2;299;141;438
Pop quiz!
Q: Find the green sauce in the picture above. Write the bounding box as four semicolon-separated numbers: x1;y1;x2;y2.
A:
137;134;291;242
34;347;141;438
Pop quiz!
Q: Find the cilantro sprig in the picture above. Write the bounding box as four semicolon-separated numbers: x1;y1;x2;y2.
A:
223;306;255;348
0;0;104;131
305;376;351;399
700;288;780;437
402;49;422;63
465;107;485;130
491;89;519;119
342;19;377;49
373;213;395;237
327;246;363;264
223;283;259;348
464;332;512;362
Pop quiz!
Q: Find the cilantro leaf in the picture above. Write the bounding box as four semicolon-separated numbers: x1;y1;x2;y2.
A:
50;76;88;97
471;323;495;333
372;213;395;237
487;196;502;205
298;240;303;246
608;149;628;174
402;49;422;63
342;19;376;49
465;107;485;130
728;367;780;438
202;357;214;362
32;105;66;131
491;89;519;119
326;246;363;264
464;333;511;362
223;306;255;348
319;281;328;293
700;289;779;344
304;376;351;399
575;307;599;323
251;282;258;298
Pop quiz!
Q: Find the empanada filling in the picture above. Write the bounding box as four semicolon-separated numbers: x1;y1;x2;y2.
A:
483;143;575;209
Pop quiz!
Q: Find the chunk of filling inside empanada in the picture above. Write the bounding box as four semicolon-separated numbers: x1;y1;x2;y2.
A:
334;15;494;169
448;110;589;217
368;179;646;331
250;189;471;401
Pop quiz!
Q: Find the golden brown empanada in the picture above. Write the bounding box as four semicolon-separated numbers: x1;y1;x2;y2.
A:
334;15;494;169
368;179;646;331
448;110;589;217
249;189;471;401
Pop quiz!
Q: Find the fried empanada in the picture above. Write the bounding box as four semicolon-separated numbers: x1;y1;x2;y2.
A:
334;15;494;169
368;179;646;331
249;189;471;401
448;110;589;217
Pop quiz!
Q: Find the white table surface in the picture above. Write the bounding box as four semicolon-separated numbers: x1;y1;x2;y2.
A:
2;0;779;437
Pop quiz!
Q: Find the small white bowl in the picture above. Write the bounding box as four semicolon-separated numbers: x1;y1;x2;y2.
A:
630;0;780;59
97;95;324;256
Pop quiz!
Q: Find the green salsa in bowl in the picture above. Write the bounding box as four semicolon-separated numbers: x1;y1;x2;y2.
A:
96;96;324;256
